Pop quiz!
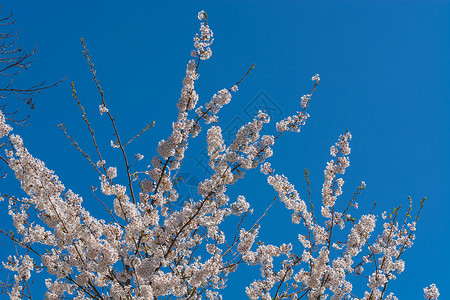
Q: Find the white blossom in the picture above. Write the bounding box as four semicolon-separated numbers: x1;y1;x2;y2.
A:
424;284;440;299
99;104;109;115
312;73;320;82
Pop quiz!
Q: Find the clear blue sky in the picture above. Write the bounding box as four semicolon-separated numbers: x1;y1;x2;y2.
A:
2;1;449;298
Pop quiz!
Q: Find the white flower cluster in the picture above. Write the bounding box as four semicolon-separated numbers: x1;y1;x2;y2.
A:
424;283;440;299
230;195;250;215
107;166;117;179
312;73;320;82
2;255;34;298
265;164;312;226
96;159;106;168
0;109;12;138
99;104;109;115
198;10;206;21
346;214;377;256
193;12;213;60
300;93;311;109
276;111;310;132
275;74;319;132
276;104;310;133
322;132;351;209
110;140;120;148
196;88;232;124
176;59;199;112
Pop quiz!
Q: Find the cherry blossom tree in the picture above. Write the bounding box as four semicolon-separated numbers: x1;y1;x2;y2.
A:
0;10;439;300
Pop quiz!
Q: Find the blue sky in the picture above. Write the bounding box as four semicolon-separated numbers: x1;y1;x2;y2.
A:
2;1;449;299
